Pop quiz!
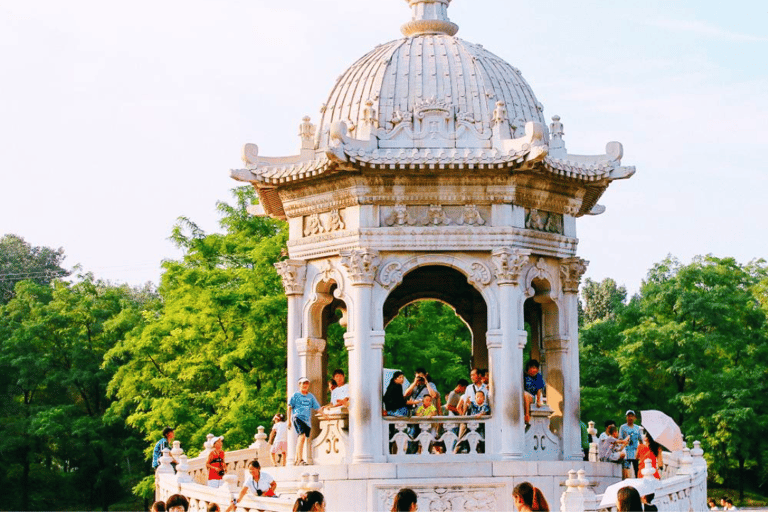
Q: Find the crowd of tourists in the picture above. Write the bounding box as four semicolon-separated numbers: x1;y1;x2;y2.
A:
148;482;551;512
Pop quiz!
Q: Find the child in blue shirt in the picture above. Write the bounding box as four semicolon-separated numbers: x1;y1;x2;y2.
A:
288;377;320;465
523;359;545;425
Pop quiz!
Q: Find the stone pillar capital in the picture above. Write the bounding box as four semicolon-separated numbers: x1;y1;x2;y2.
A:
340;248;381;286
560;257;589;293
492;247;530;285
274;259;307;295
296;337;327;356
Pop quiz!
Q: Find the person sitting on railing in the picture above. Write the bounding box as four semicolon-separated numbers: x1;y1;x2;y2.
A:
225;460;277;512
383;371;415;417
599;425;627;463
467;390;490;453
383;371;418;454
205;436;227;488
523;360;545;425
329;368;349;407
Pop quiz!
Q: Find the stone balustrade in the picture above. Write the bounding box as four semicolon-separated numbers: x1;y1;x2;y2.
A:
155;428;308;512
558;441;708;512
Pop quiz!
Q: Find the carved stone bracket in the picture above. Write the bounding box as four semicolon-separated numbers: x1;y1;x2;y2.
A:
296;337;327;356
560;257;589;293
492;248;530;285
467;262;492;288
377;261;404;289
340;248;381;286
274;259;307;296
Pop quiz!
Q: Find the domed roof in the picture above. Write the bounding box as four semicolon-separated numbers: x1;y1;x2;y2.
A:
316;0;544;148
232;0;635;220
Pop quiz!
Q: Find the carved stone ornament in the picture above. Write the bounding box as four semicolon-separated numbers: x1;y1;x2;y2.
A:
298;116;315;143
377;261;404;289
384;204;417;227
326;208;346;231
457;204;486;226
303;209;347;237
525;208;564;235
379;486;499;512
467;262;492;288
274;259;307;296
340;249;380;286
560;257;589;293
491;247;530;285
425;204;451;226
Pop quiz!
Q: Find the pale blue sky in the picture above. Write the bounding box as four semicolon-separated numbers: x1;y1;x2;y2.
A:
1;0;766;295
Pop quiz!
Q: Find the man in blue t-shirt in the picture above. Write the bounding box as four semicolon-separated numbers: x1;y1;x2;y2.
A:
619;409;642;479
152;427;176;470
523;359;545;425
287;377;320;465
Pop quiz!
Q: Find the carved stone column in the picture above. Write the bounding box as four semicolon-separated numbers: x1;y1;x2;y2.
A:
339;248;380;463
274;259;307;466
491;247;530;460
560;256;588;461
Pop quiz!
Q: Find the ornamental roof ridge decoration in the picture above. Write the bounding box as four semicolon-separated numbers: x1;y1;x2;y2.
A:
230;1;636;219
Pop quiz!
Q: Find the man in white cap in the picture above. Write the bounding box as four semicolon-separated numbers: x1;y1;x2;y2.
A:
287;377;320;465
619;409;642;479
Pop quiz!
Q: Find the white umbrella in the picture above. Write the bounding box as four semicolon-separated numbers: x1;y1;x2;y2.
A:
641;409;684;452
599;478;658;508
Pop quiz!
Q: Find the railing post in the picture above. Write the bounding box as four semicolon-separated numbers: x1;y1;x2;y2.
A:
157;448;175;475
176;454;192;483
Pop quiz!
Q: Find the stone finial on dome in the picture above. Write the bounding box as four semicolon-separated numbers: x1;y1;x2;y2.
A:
401;0;459;37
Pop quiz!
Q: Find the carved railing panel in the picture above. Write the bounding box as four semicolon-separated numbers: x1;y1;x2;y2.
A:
383;416;489;460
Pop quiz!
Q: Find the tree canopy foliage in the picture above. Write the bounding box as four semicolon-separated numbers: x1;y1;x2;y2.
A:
580;256;768;499
104;187;289;464
0;234;68;303
0;272;151;510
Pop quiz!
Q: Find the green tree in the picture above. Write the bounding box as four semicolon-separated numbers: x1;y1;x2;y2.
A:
384;300;473;396
104;186;289;492
0;234;68;303
580;277;627;325
0;276;150;510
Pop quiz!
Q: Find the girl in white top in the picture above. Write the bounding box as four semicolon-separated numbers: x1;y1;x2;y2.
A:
226;460;276;512
269;413;288;466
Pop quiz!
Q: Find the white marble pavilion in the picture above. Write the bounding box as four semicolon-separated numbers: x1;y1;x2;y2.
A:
227;0;646;508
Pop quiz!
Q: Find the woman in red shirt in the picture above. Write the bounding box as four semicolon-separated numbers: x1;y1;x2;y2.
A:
636;432;663;479
206;436;227;487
